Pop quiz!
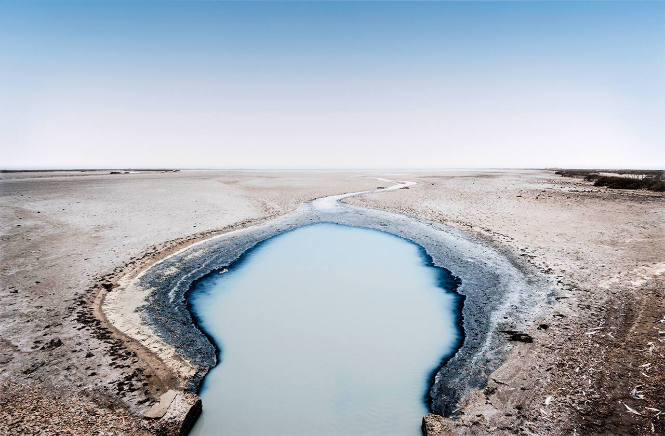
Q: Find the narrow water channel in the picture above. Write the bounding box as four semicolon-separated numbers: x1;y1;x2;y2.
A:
189;223;461;436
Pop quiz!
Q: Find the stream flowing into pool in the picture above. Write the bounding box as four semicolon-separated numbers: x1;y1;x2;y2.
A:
189;223;461;436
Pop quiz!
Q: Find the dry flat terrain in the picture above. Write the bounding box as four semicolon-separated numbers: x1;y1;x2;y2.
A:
1;169;663;435
0;170;381;434
348;170;665;435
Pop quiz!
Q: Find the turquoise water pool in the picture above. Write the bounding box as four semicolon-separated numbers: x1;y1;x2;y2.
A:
189;223;461;436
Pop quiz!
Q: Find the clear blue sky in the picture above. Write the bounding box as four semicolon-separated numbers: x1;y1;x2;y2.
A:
1;1;663;169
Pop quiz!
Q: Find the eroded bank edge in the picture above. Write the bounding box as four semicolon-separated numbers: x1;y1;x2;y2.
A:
95;183;549;433
183;222;469;406
86;212;301;432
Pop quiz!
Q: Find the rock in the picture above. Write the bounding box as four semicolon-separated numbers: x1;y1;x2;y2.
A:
145;390;202;435
422;414;447;435
421;413;470;436
177;393;202;436
144;390;177;419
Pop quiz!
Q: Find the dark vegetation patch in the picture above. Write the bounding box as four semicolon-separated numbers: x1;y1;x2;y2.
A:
499;330;534;343
590;176;664;191
41;338;63;350
554;169;665;192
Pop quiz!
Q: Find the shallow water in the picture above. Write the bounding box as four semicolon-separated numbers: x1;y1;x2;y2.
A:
189;223;461;436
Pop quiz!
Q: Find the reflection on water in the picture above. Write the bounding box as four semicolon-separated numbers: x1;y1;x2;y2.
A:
189;223;461;436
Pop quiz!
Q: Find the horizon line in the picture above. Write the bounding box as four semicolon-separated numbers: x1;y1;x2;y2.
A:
2;166;664;172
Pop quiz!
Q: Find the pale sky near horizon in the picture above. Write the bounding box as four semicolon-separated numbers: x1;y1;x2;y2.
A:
1;1;664;169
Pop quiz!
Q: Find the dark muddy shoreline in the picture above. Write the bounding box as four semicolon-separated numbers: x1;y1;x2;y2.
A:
134;192;549;417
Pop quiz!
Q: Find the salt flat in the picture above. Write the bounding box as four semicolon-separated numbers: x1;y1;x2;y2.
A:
349;169;665;435
1;169;663;435
0;170;380;434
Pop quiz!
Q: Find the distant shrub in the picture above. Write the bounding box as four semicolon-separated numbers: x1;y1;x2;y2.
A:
593;176;665;192
554;169;664;192
554;169;595;178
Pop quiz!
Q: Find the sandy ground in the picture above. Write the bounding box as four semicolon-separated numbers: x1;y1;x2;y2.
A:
347;170;665;435
1;169;663;435
0;170;381;434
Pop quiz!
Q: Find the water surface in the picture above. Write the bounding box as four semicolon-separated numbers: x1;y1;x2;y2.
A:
189;223;461;436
